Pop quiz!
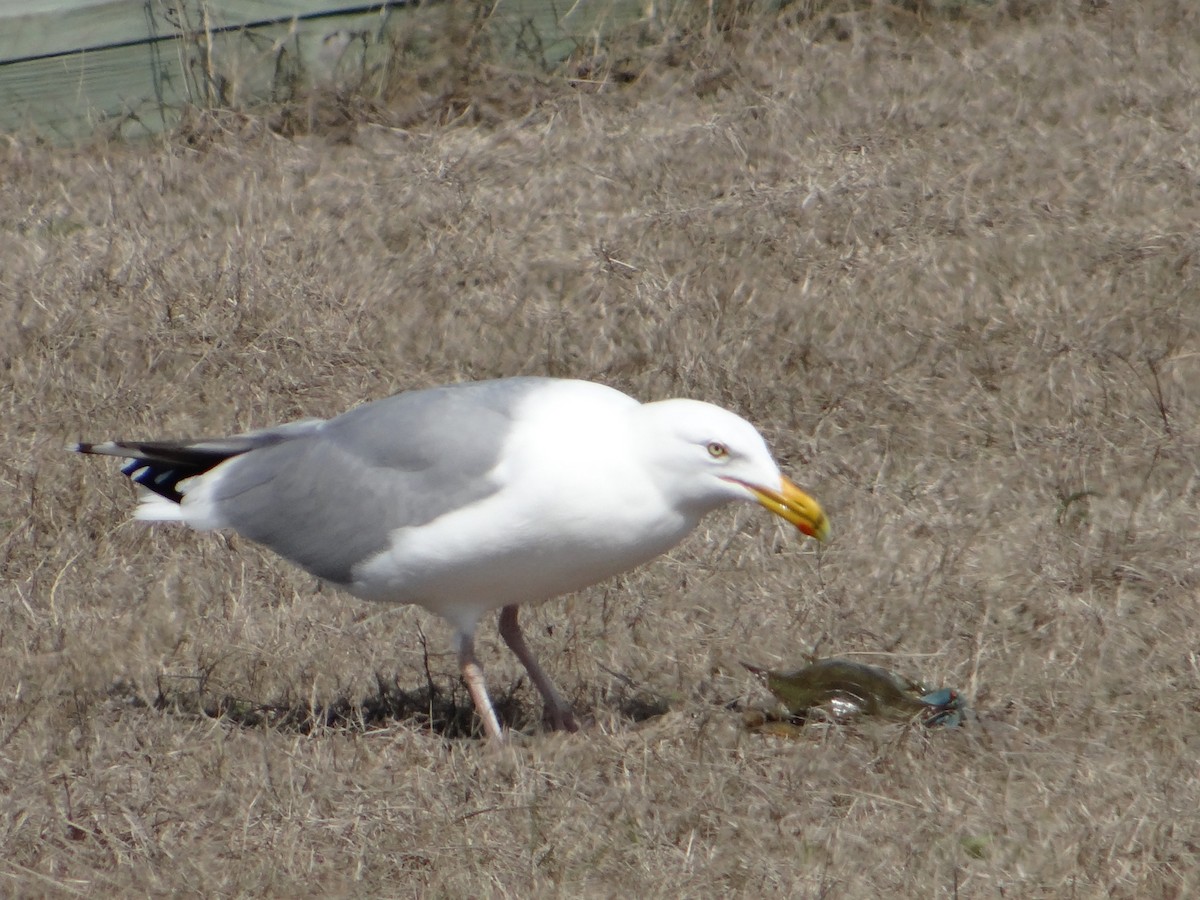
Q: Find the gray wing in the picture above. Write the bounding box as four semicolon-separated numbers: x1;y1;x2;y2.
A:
206;378;549;585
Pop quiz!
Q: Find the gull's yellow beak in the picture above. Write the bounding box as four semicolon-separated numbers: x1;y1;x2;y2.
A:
738;475;830;542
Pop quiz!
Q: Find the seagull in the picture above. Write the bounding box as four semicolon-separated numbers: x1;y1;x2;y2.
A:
74;377;828;741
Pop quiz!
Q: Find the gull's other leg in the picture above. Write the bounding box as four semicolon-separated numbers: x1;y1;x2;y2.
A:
498;604;580;733
456;630;505;741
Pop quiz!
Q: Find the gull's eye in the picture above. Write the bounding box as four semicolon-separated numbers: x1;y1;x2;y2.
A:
707;441;729;459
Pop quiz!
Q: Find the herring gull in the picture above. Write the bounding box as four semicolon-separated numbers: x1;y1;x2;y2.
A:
74;377;828;740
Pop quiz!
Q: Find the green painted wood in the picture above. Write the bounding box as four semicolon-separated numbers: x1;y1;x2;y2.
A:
0;0;655;141
2;1;415;60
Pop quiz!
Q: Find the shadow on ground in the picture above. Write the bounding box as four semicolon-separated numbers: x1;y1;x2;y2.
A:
117;674;672;741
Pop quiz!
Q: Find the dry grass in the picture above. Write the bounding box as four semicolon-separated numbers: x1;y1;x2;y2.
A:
4;1;1200;895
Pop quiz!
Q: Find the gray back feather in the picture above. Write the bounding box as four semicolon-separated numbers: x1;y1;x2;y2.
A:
208;378;547;585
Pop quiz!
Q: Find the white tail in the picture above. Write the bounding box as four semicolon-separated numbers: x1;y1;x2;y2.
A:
133;491;188;522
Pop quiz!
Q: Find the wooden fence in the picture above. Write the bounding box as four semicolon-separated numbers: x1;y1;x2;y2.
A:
0;0;652;140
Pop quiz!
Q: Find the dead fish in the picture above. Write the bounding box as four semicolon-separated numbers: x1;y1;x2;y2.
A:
742;658;966;727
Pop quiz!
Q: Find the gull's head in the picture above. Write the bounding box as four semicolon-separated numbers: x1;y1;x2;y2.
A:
638;399;830;541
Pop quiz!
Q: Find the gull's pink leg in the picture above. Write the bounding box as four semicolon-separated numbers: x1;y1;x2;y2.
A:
456;631;505;741
498;604;580;733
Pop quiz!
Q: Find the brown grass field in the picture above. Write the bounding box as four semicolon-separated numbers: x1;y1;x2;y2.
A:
4;1;1200;895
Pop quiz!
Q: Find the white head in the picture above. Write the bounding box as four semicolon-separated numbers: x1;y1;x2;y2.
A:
636;399;829;540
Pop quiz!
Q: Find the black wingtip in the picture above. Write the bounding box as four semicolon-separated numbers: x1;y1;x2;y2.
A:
72;441;124;456
74;438;242;505
123;460;185;503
